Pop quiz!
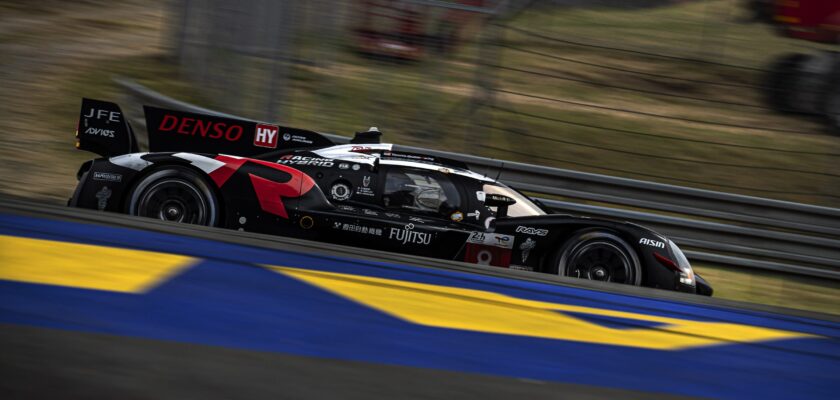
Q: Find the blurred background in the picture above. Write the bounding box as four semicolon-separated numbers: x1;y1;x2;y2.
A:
0;0;838;313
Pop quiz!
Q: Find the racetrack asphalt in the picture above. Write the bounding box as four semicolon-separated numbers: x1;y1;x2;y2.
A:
0;324;696;400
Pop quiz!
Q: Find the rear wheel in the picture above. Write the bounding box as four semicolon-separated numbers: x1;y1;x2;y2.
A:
128;166;219;226
551;230;641;286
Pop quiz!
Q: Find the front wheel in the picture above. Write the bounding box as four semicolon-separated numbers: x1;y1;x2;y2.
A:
550;230;641;286
128;166;219;226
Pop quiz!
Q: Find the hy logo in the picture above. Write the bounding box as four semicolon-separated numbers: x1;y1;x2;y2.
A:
254;124;279;148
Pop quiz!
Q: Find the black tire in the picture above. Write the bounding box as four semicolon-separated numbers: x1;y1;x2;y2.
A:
128;166;219;227
823;88;840;135
550;230;642;286
764;53;808;113
818;54;840;134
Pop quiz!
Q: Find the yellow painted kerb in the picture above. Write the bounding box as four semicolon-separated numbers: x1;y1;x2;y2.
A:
270;266;816;351
0;235;195;293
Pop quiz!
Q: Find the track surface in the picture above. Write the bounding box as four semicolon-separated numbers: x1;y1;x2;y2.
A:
1;201;839;399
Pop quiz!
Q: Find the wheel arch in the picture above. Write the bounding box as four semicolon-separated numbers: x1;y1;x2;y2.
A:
122;160;227;225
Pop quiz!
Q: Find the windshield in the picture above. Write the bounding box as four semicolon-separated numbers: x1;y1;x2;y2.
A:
482;183;546;217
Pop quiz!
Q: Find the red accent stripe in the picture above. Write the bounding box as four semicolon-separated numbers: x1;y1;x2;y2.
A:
211;155;317;219
209;155;247;187
248;172;315;219
653;252;680;271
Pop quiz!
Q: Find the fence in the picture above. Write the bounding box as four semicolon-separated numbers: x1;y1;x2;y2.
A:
116;78;840;280
163;0;840;209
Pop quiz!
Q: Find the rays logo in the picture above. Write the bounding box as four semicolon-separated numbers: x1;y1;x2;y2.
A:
515;226;548;236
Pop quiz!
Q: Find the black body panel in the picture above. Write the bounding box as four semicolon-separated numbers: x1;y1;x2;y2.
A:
69;99;707;295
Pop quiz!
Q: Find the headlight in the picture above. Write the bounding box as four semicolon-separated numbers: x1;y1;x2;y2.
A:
668;240;695;286
653;240;695;287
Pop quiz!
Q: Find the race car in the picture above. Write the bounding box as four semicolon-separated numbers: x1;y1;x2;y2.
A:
69;98;712;296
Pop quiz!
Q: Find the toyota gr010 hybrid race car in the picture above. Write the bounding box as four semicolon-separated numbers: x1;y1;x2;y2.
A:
69;98;712;295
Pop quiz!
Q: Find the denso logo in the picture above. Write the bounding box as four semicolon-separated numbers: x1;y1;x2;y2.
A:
254;124;279;148
515;226;548;236
639;238;666;248
158;115;243;142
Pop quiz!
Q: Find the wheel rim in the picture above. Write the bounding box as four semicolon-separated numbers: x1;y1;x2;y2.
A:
136;178;209;225
565;240;634;284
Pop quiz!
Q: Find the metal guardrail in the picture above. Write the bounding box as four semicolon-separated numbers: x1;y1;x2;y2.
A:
116;78;840;280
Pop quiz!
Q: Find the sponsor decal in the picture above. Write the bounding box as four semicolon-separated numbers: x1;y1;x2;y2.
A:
467;210;481;220
355;176;375;197
510;265;535;272
84;127;115;137
476;191;486;202
253;123;279;148
95;186;112;210
385;212;402;219
282;132;314;145
338;163;350;170
363;209;379;216
516;226;549;236
475;250;493;265
350;146;371;152
519;237;536;263
389;223;432;246
450;211;464;222
640;238;666;249
467;231;514;249
382;151;436;163
158;114;244;142
334;222;383;236
337;205;357;212
299;215;315;229
277;155;334;167
409;216;426;223
83;108;121;123
330;183;352;201
464;232;512;267
92;172;122;182
352;164;361;171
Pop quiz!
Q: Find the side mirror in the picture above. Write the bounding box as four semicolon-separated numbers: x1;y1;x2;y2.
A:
485;193;516;218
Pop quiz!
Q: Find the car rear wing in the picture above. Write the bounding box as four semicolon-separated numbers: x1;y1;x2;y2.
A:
76;98;335;158
75;98;140;157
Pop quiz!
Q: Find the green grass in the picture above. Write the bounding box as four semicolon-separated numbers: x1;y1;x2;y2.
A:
693;263;840;316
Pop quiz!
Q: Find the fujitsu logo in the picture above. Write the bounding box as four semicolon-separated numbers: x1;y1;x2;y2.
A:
389;223;432;245
254;124;279;148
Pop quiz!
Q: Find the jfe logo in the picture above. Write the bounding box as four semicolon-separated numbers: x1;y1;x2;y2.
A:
83;108;120;123
254;124;279;148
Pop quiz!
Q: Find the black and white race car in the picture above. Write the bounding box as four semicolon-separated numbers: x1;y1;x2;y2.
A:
70;98;712;295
